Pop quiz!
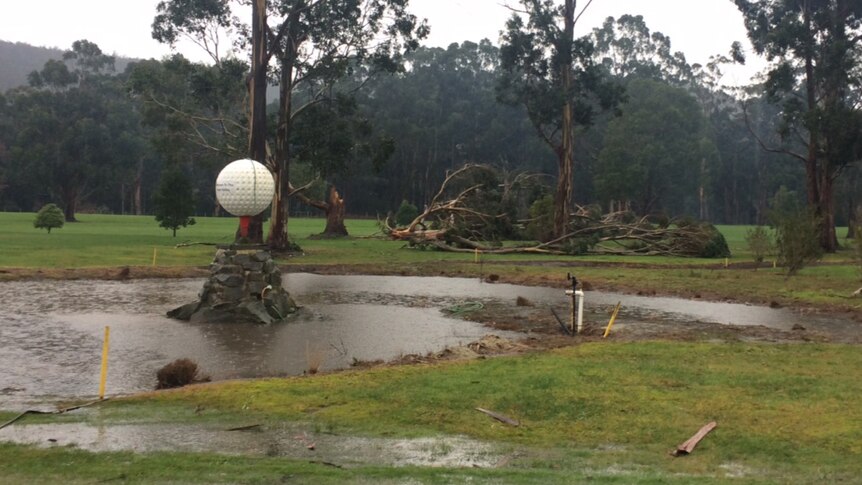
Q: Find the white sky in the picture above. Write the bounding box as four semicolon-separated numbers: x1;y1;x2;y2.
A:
0;0;763;84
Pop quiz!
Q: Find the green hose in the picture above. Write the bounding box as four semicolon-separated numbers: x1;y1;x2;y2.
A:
443;301;485;315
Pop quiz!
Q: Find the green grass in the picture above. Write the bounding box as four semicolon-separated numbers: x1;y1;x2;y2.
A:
0;212;853;268
5;342;861;483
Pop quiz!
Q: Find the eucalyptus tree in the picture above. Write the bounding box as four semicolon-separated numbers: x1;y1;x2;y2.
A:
734;0;862;251
498;0;624;238
5;41;139;221
590;14;692;84
153;0;428;248
595;78;713;216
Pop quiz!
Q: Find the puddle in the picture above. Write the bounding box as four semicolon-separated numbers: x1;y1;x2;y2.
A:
0;422;503;467
0;274;858;410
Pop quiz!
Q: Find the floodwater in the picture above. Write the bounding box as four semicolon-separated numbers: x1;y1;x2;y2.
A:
0;274;858;410
0;422;506;468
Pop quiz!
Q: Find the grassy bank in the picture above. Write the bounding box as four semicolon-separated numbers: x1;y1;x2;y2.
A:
4;342;861;483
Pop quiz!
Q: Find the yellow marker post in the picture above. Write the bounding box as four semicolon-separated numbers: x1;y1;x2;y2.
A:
603;302;622;339
773;260;777;269
99;326;110;400
152;247;158;266
724;257;729;268
474;248;480;264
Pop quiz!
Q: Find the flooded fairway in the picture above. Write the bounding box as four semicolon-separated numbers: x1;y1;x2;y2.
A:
0;273;858;410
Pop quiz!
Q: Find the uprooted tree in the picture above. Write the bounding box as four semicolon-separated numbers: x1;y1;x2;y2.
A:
384;164;730;258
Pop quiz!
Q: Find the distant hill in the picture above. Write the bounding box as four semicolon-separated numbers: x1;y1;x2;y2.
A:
0;41;64;91
0;40;134;92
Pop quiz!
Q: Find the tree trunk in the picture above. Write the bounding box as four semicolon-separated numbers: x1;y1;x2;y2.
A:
267;43;296;250
322;186;348;237
553;0;576;239
239;0;269;245
133;161;142;215
819;166;839;251
63;188;78;222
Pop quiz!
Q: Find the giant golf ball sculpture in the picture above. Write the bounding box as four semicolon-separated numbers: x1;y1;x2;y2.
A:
167;159;296;324
216;159;275;239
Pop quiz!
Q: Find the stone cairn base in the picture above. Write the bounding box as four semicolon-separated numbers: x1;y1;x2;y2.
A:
168;245;297;324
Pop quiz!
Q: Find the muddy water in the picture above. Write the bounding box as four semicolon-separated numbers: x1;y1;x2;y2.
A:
0;274;858;410
0;275;527;410
286;274;859;337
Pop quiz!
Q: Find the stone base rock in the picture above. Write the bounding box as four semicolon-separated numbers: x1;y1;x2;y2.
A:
168;247;297;324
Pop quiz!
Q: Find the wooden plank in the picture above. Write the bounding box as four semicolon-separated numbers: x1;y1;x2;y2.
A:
671;421;717;456
476;407;520;427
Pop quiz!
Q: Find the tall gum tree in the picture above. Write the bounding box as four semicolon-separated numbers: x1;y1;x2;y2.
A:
498;0;624;239
153;0;427;249
734;0;862;251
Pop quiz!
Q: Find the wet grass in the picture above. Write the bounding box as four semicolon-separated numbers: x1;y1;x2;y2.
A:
0;443;745;485
29;341;851;483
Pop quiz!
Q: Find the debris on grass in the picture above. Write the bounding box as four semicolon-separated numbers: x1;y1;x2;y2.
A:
671;421;717;457
476;407;520;427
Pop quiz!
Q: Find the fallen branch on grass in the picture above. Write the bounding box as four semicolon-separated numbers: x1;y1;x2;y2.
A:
671;421;717;456
174;241;219;248
476;407;520;427
0;399;109;431
853;287;862;297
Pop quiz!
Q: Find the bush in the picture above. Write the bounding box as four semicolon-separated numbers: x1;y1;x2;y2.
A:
394;200;419;227
156;358;208;389
745;226;773;264
33;203;65;233
771;208;822;277
695;223;732;258
525;195;554;242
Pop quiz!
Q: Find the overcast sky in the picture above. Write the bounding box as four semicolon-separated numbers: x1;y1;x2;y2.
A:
0;0;763;84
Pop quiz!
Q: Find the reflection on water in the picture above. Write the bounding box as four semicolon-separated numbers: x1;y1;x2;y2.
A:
0;274;857;409
0;276;518;409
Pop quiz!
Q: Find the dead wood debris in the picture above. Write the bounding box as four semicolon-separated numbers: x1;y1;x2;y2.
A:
382;164;728;258
475;407;520;427
671;421;717;457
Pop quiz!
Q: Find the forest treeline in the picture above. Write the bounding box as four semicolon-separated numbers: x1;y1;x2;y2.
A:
0;6;859;242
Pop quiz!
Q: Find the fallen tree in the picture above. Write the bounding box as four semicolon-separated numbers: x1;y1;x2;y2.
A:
383;164;730;258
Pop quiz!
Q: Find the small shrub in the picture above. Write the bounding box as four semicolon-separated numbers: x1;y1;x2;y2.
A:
745;226;773;264
156;358;207;389
394;200;419;227
525;195;554;242
771;208;822;277
34;203;65;233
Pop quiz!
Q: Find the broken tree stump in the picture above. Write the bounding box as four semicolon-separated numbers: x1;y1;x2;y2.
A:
671;421;717;457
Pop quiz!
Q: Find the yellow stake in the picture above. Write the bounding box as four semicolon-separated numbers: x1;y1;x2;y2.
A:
152;247;158;266
474;248;480;264
603;302;622;339
99;326;110;400
773;260;777;269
